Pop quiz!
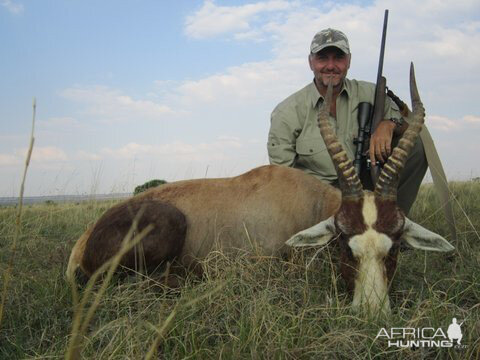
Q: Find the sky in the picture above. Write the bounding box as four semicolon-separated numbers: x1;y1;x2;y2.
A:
1;0;479;197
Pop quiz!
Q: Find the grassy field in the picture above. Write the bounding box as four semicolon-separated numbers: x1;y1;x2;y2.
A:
0;182;479;359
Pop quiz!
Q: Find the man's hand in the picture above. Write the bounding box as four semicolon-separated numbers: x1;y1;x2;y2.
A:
369;120;396;164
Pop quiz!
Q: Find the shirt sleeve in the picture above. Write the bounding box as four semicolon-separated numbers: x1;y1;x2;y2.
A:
267;106;301;167
383;95;403;123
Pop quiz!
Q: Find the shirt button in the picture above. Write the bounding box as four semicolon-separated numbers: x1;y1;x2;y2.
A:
309;149;313;153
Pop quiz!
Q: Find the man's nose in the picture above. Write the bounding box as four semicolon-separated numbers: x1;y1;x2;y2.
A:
325;57;336;69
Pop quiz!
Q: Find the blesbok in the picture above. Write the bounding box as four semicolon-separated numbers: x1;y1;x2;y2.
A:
67;63;454;313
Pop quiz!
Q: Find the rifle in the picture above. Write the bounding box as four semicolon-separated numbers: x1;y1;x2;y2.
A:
353;9;389;185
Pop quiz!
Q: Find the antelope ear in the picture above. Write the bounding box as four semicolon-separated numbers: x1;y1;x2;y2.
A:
286;216;336;247
402;218;455;252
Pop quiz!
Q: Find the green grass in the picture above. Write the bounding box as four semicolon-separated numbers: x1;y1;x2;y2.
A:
0;183;479;359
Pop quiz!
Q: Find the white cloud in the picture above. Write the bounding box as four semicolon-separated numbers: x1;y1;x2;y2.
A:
101;137;244;163
423;26;480;69
427;114;480;131
234;29;265;42
38;117;82;128
173;57;306;106
0;0;23;14
61;85;176;122
185;0;292;39
0;146;68;168
183;0;480;82
0;154;19;166
427;115;460;131
463;115;480;124
178;1;480;120
28;146;68;162
177;0;480;119
76;150;102;161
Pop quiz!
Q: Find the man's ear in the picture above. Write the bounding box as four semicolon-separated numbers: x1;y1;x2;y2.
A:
347;53;351;70
286;216;336;247
308;54;314;71
402;218;455;252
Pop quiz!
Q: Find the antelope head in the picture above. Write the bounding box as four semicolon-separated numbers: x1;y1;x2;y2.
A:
287;64;454;314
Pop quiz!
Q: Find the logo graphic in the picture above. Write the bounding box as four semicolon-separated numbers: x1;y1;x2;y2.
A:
447;318;463;345
375;318;467;349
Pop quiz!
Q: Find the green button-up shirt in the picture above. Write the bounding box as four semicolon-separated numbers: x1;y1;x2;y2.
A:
267;78;402;183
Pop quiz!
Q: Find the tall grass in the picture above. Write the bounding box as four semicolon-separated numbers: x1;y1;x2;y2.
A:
0;98;36;329
0;181;479;359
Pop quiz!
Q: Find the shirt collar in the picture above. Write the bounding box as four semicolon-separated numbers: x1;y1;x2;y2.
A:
309;78;352;108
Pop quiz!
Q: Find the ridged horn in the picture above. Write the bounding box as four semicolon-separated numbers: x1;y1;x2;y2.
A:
318;81;363;199
374;62;425;199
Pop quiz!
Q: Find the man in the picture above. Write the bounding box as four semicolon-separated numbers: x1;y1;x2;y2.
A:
267;28;427;214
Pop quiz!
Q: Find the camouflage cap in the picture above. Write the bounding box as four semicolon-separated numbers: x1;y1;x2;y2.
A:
310;28;350;55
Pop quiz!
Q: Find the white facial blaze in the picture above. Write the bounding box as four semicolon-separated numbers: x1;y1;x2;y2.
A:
348;194;392;313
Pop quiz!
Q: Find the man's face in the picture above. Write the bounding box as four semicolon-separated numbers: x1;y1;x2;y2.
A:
309;46;351;90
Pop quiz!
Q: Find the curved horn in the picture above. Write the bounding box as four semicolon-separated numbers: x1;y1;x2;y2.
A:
318;81;363;199
374;62;425;199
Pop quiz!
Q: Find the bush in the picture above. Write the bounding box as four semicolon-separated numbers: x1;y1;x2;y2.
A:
133;179;167;195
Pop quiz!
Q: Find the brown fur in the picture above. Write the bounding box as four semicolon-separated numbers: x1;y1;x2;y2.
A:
334;198;366;292
373;197;404;283
335;194;407;296
67;165;342;280
81;199;186;276
334;195;406;293
338;236;358;293
335;198;367;236
373;198;405;237
385;244;400;282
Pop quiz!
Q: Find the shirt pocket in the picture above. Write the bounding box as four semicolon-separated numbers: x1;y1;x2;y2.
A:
296;137;326;155
296;137;336;178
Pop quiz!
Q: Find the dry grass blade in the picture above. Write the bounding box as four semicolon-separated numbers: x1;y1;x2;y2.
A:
451;193;480;241
0;98;36;329
65;208;154;360
145;282;226;360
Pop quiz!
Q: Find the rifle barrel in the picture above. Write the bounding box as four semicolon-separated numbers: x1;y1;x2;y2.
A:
369;9;389;185
376;10;389;88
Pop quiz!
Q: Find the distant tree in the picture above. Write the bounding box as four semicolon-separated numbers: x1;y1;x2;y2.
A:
133;179;167;195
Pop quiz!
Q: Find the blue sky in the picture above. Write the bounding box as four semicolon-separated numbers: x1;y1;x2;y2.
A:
1;0;479;196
